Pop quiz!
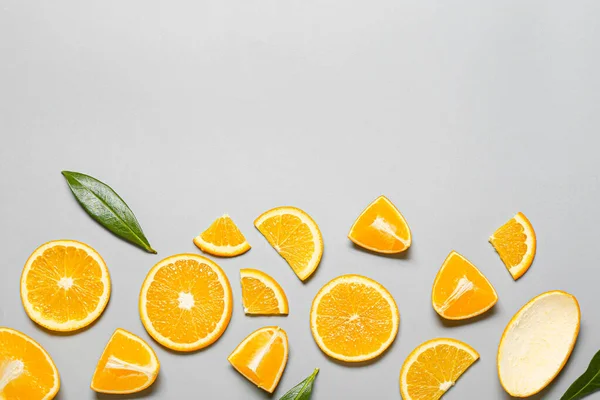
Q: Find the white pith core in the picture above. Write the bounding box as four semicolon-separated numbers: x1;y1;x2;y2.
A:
440;381;454;391
178;292;194;310
105;356;155;378
57;277;74;290
0;360;24;392
248;328;281;373
370;217;409;245
438;276;474;312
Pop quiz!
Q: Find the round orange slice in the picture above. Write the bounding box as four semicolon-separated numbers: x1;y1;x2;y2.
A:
0;327;60;399
228;326;288;393
310;274;399;362
20;240;111;332
139;254;233;352
489;212;536;280
348;196;411;254
240;269;288;315
193;214;251;257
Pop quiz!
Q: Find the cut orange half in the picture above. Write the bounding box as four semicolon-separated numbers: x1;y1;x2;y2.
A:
240;269;289;315
489;212;536;280
310;274;399;362
348;196;411;254
0;327;60;400
20;240;111;332
431;251;498;320
139;254;233;352
91;329;159;394
400;338;479;400
193;214;251;257
228;326;288;393
254;207;323;281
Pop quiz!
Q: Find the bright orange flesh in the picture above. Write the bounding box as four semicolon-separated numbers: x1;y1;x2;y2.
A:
228;327;288;393
431;251;498;320
193;214;251;257
240;269;289;315
489;212;536;280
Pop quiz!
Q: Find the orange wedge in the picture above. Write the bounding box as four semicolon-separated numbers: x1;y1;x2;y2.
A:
348;196;411;254
139;254;233;352
20;240;111;332
193;214;251;257
431;251;498;320
254;207;323;281
310;274;399;362
240;269;289;315
489;212;536;280
400;338;479;399
228;326;288;393
0;327;60;399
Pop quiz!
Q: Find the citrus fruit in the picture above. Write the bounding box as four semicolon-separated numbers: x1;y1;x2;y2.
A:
228;326;288;393
489;212;536;280
498;290;580;397
91;328;159;394
193;214;251;257
240;269;288;315
139;254;233;352
400;338;479;400
20;240;111;332
0;327;60;399
431;251;498;320
348;195;411;254
254;207;323;281
310;274;399;362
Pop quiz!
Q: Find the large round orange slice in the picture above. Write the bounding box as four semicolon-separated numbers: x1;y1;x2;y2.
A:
489;212;536;280
193;214;251;257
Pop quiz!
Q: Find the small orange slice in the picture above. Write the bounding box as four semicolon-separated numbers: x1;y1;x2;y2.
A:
348;196;411;254
0;327;60;400
20;240;111;332
228;326;288;393
431;251;498;320
193;214;251;257
489;212;536;280
91;329;159;394
240;269;289;315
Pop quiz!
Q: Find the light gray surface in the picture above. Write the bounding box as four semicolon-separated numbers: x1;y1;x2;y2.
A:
1;1;600;399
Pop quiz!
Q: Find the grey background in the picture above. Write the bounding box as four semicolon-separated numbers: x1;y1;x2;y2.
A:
1;1;599;399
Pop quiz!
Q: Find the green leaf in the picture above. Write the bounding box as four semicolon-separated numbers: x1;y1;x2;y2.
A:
279;368;319;400
61;171;157;254
561;350;600;400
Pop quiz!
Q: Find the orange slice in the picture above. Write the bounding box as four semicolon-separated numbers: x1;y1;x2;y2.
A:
431;251;498;320
254;207;323;281
139;254;233;352
348;196;411;254
228;326;288;393
240;269;289;315
91;329;159;394
193;214;251;257
400;338;479;400
20;240;111;332
310;274;399;362
489;212;536;280
0;327;60;400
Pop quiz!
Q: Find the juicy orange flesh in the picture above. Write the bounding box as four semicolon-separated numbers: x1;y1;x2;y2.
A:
490;217;529;268
145;259;225;344
201;216;246;247
24;245;105;324
0;330;56;399
349;197;409;252
241;277;280;314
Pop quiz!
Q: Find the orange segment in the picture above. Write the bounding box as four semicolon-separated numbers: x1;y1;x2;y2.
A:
20;240;111;332
431;251;498;320
489;212;536;280
193;214;251;257
228;326;288;393
348;196;411;254
240;269;289;315
91;329;159;394
310;274;399;362
0;327;60;400
139;254;233;352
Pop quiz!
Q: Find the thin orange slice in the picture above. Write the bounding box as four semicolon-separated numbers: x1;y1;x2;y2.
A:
20;240;111;332
348;196;411;254
400;338;479;400
489;212;536;280
431;251;498;320
240;269;289;315
0;327;60;400
193;214;251;257
310;274;399;362
228;326;288;393
139;254;233;352
91;329;159;394
254;207;323;281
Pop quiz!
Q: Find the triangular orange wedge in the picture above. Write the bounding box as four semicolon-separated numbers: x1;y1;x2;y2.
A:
193;214;251;257
240;269;289;315
489;212;536;280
